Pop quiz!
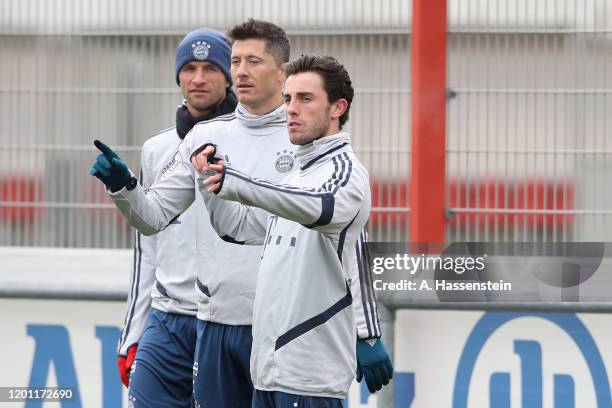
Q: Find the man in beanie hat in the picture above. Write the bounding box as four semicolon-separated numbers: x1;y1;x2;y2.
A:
112;27;236;407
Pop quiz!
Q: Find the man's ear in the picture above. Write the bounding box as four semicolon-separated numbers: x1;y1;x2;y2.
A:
278;63;287;83
331;99;348;120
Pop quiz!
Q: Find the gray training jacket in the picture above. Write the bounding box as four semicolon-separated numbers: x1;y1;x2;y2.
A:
200;132;371;398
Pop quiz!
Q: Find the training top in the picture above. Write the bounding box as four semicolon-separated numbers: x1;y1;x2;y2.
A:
200;132;370;398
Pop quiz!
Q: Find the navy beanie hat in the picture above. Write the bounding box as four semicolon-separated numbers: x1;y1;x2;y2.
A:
175;28;232;86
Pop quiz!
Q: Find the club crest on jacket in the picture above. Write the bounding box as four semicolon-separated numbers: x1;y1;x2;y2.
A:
275;150;295;173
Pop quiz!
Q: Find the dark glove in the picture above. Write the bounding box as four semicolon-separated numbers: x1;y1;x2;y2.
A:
90;140;131;192
356;338;393;393
117;344;138;388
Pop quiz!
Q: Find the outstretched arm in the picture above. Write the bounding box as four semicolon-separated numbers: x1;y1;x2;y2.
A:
90;139;196;235
193;146;366;239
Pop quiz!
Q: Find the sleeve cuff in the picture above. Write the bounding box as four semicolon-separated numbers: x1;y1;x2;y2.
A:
106;171;137;196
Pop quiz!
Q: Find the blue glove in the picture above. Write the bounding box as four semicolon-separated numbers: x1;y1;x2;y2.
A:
90;140;131;192
356;338;393;393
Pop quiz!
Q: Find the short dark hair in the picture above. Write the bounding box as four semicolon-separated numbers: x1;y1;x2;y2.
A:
285;55;354;128
228;19;290;64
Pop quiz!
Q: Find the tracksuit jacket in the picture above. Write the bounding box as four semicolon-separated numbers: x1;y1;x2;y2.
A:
200;131;371;398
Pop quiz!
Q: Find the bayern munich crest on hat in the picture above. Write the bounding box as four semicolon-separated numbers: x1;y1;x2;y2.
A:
192;41;211;60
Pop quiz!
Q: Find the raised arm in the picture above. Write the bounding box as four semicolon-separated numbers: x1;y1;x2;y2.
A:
91;139;196;235
194;150;367;239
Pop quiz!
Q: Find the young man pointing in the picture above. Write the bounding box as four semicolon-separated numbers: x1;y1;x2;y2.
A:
194;55;392;407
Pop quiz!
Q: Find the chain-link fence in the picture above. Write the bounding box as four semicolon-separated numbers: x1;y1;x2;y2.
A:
446;0;612;243
1;0;611;248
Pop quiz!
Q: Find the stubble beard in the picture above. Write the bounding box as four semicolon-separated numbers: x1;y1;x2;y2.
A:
295;111;332;145
187;94;221;116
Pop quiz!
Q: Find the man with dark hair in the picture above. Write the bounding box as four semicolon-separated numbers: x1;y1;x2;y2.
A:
192;54;392;407
97;28;237;408
229;18;291;64
283;54;354;136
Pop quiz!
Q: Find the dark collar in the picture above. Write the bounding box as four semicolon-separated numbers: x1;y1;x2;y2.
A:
175;91;238;139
